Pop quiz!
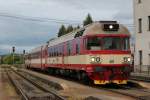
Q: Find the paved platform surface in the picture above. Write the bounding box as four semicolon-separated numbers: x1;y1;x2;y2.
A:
0;68;20;100
131;72;150;78
131;72;150;82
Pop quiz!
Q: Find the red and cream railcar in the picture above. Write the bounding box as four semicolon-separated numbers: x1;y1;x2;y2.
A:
25;21;132;85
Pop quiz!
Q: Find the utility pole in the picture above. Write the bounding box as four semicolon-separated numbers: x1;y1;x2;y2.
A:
12;46;15;65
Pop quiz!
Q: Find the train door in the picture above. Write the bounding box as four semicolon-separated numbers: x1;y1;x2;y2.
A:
63;42;67;68
41;46;48;70
62;44;64;67
45;45;48;69
41;46;43;69
80;37;84;53
83;37;87;52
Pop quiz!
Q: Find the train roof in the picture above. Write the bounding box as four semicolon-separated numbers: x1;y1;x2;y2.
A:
48;21;130;47
29;44;47;53
84;21;130;36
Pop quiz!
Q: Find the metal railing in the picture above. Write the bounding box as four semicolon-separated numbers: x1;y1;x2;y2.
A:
133;65;150;76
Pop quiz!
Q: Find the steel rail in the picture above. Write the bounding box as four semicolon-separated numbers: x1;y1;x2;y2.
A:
6;69;29;100
12;68;65;100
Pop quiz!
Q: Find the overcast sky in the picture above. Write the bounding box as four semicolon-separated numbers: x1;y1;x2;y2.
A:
0;0;133;54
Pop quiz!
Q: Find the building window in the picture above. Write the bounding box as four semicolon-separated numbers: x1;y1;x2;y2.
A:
149;42;150;49
139;50;143;65
149;54;150;65
138;18;142;33
138;0;141;3
148;16;150;31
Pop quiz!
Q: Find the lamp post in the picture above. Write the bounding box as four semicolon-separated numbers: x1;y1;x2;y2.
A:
23;50;25;64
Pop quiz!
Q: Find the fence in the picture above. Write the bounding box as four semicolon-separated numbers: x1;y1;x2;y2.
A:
134;65;150;76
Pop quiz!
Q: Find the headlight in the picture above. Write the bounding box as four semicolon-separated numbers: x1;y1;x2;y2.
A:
127;58;131;62
109;25;113;29
124;57;131;63
91;57;95;62
91;57;101;63
96;57;101;62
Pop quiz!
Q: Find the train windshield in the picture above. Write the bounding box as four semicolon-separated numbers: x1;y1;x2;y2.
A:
87;37;129;50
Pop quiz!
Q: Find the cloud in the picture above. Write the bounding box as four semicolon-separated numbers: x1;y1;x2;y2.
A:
0;0;133;54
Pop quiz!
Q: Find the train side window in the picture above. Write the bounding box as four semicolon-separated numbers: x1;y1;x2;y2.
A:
56;47;58;56
76;39;80;54
60;46;63;56
50;49;52;57
50;48;52;57
57;47;59;56
52;48;54;57
53;48;54;57
67;42;70;55
53;48;55;57
76;44;79;54
55;48;57;56
62;45;64;56
67;41;72;56
54;48;56;56
60;46;62;56
57;46;59;56
48;48;50;57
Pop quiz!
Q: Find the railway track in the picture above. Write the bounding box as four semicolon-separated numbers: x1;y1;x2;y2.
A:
10;66;150;100
5;68;65;100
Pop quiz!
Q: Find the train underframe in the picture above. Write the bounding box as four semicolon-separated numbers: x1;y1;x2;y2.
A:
26;64;131;85
87;66;131;85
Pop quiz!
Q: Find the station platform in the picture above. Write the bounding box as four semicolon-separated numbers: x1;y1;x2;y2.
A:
130;72;150;82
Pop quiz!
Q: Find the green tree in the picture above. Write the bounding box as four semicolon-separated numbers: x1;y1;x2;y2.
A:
83;13;93;26
73;25;80;31
66;25;73;33
2;54;23;64
3;55;12;64
57;25;66;37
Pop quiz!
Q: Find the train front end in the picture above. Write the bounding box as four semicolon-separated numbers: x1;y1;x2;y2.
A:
84;21;132;85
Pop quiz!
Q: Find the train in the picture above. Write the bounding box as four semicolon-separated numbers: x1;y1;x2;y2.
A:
25;21;132;85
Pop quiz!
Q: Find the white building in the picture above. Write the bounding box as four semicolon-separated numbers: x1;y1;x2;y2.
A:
134;0;150;71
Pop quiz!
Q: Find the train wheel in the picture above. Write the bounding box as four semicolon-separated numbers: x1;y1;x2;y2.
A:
81;72;88;84
48;68;54;75
77;72;82;80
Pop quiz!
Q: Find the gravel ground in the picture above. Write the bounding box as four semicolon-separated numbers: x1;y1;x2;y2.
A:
129;80;150;89
0;67;20;100
20;68;136;100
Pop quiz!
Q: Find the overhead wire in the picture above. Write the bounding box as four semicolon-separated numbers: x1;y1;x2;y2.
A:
0;12;135;27
0;12;81;25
